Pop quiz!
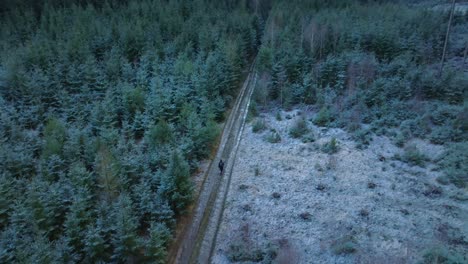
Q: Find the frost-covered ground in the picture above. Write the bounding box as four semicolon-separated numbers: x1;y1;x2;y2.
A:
212;109;468;264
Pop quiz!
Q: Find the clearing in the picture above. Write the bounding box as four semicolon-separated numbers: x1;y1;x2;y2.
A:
212;109;468;264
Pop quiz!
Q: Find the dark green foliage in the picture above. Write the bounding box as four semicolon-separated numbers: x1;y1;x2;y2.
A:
420;247;466;264
42;118;67;159
160;152;193;215
84;219;110;262
258;46;273;72
353;128;372;149
95;145;122;201
0;0;261;261
252;119;267;133
147;120;173;146
314;107;333;127
143;222;172;263
124;87;145;117
264;129;281;143
429;126;462;145
256;0;466;151
437;143;468;188
0;174;15;229
430;105;461;126
192;120;220;160
21;179;67;241
331;235;357;255
322;137;339;154
226;224;268;263
301;132;315;143
332;241;357;255
428;104;466;144
248;100;259;121
254;165;261;176
1;0;466;262
228;242;265;262
396;145;428;167
111;195;140;262
289;118;309;138
275;111;282;121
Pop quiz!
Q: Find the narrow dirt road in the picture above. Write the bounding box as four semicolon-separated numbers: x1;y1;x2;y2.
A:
168;61;257;264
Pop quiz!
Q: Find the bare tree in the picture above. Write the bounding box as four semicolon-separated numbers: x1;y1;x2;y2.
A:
319;26;328;60
463;41;468;66
439;0;456;76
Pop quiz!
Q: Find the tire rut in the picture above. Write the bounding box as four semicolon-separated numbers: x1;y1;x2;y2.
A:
169;60;257;264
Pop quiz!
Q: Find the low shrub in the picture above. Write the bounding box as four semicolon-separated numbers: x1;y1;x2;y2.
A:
422;185;443;198
276;111;282;121
289;118;309;139
399;117;431;140
249;100;259;118
301;133;315;143
252;119;267;133
333;241;356;255
331;235;357;255
450;192;468;202
316;183;327;191
228;243;264;262
321;137;339;154
396;144;427;167
254;165;261;176
265;129;281;143
227;224;267;263
436;175;450;185
437;142;468;188
299;212;312;221
314;107;333;127
429;126;463;145
430;105;461;126
326;155;338;170
315;163;323;172
359;209;369;217
420;247;466;264
353;128;372;149
394;132;408;147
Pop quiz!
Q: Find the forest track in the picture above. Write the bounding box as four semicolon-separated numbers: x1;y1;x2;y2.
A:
168;60;257;264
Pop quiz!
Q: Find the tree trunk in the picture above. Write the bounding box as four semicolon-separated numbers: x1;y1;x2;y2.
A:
280;85;283;108
439;0;456;76
463;42;468;66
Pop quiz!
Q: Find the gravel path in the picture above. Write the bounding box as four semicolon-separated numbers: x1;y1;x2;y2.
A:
168;62;257;264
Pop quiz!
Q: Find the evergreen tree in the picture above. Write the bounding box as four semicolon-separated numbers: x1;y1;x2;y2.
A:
143;222;172;263
63;188;94;258
160;152;193;215
110;194;141;262
147;119;173;146
95;145;121;201
84;218;110;263
0;174;14;230
42;118;67;159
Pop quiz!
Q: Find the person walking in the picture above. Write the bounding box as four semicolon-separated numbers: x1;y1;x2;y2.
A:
218;159;224;175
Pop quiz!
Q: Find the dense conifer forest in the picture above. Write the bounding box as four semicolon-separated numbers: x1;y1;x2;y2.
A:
0;0;466;263
0;0;264;262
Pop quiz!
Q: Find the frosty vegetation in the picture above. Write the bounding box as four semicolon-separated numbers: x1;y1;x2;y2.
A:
0;0;265;262
252;0;467;188
0;0;466;263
